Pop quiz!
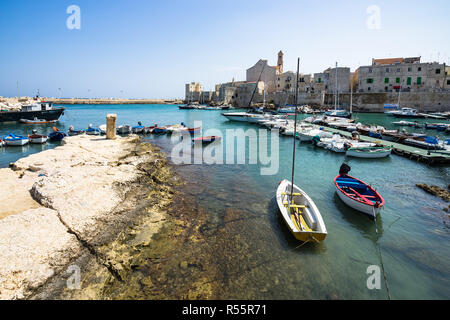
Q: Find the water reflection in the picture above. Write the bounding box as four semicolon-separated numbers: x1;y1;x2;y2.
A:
333;193;384;241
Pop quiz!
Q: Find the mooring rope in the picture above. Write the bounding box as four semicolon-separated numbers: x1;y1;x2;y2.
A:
372;206;392;300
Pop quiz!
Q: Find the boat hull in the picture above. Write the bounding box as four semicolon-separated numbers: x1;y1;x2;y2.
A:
4;138;28;146
276;180;327;242
222;113;248;122
334;175;384;218
346;148;392;158
28;135;48;144
0;108;65;123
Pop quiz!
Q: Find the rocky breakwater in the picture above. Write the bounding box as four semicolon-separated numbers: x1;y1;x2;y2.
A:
0;134;177;299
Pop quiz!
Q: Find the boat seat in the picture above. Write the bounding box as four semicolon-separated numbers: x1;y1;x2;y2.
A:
284;202;307;209
337;181;369;190
282;192;302;196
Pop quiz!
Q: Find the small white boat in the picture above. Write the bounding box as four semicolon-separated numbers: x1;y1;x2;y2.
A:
297;128;333;142
28;130;48;144
346;146;392;158
19;117;57;124
99;124;107;135
117;125;131;134
221;112;248;122
276;180;327;242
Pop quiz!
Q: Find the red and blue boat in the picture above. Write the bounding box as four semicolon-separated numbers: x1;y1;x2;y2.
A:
334;175;384;218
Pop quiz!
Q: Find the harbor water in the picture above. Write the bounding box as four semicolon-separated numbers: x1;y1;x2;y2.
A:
1;104;449;299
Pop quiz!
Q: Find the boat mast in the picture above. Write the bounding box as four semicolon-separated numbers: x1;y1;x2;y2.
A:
397;83;401;109
350;81;353;115
263;72;266;108
334;62;338;111
290;58;300;198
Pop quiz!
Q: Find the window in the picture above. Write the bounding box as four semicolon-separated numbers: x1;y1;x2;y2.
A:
436;69;441;74
396;78;400;83
397;68;401;72
417;77;422;85
366;78;374;84
447;80;450;85
368;87;371;91
318;78;322;83
408;67;412;72
418;67;422;72
369;68;373;73
407;77;411;85
384;78;389;84
386;68;390;73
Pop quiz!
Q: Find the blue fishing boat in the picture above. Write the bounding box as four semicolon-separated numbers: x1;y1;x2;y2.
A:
2;133;29;146
152;126;167;134
86;124;101;135
49;127;66;141
132;121;145;134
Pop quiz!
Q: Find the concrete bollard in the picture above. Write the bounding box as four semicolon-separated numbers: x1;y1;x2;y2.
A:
106;114;117;140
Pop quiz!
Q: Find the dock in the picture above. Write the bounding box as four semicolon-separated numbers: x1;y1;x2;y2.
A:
321;126;450;165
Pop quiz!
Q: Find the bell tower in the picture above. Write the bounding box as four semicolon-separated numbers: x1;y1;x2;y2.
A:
277;50;284;74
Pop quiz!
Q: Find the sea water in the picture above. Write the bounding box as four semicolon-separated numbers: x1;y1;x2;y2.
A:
1;104;449;299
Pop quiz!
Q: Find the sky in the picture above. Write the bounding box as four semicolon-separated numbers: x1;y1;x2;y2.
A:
1;0;449;99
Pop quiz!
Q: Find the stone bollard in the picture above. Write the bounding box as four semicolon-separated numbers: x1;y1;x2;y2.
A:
106;114;117;140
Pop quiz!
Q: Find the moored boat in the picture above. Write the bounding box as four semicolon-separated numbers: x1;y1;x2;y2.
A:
2;133;29;146
48;127;66;141
346;146;392;158
117;125;131;134
86;124;101;135
131;122;145;134
334;174;384;218
192;136;221;144
276;180;327;242
99;124;107;135
28;130;48;144
20;117;57;124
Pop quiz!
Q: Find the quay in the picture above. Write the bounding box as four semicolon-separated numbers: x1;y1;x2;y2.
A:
321;126;450;165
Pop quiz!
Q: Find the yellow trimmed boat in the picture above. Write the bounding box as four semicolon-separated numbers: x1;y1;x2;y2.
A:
276;180;327;242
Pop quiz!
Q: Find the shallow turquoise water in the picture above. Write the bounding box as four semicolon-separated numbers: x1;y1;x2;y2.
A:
1;104;449;299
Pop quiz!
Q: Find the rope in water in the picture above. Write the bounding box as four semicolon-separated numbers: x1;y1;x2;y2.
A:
373;206;392;300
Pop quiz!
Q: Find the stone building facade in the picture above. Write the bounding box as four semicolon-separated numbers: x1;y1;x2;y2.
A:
276;72;313;93
185;82;203;102
356;57;447;93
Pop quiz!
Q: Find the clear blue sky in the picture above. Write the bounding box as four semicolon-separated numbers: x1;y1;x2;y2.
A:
1;0;449;99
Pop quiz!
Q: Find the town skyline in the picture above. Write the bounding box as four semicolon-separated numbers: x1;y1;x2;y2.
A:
1;0;450;99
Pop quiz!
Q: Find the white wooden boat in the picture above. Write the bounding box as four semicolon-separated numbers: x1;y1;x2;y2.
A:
117;125;131;134
28;131;48;144
334;175;384;218
346;146;392;158
276;180;327;242
99;124;107;135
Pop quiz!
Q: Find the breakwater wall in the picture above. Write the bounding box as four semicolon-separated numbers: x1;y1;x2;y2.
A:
47;98;183;105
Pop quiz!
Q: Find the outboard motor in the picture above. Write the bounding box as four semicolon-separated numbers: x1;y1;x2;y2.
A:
339;163;351;176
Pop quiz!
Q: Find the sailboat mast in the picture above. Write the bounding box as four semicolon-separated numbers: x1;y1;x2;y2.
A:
350;81;353;114
335;62;338;110
290;57;300;197
263;72;266;108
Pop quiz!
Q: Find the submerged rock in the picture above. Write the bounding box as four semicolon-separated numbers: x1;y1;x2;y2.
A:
416;184;450;202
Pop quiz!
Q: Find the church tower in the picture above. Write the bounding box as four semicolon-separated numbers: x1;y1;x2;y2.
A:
277;50;284;74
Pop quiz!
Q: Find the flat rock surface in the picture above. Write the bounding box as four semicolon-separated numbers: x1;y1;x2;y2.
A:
0;134;153;299
0;169;41;219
